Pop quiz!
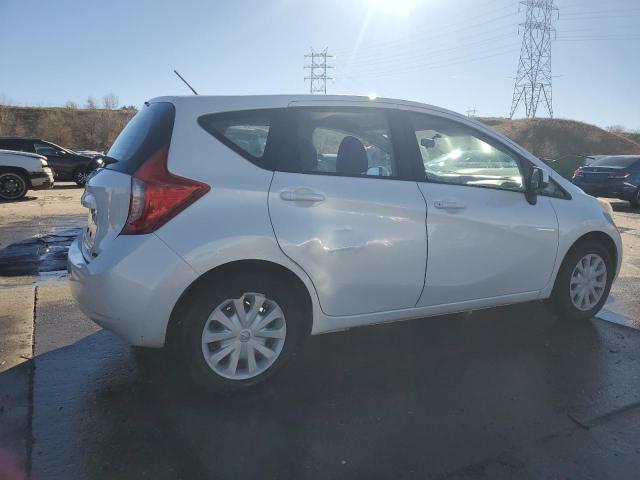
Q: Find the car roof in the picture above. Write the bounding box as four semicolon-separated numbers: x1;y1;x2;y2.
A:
147;94;468;120
0;137;42;142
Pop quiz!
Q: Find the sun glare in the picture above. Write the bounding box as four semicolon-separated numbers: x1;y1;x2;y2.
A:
367;0;422;16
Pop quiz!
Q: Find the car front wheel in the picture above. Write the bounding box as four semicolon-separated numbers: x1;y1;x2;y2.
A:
550;242;614;321
0;171;28;201
73;168;90;187
175;272;308;391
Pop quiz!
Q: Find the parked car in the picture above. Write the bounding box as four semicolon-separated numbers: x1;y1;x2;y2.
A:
0;137;103;186
68;95;622;391
0;149;54;200
572;155;640;208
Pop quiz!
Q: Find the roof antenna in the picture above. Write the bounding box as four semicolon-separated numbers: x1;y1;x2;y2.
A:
173;69;198;95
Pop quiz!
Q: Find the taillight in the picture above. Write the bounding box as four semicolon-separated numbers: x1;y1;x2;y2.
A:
573;167;583;177
609;170;630;179
121;147;210;235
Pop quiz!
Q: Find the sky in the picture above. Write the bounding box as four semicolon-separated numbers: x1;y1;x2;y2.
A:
0;0;639;129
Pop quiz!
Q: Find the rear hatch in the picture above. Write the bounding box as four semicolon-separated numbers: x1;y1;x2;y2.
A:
81;102;176;260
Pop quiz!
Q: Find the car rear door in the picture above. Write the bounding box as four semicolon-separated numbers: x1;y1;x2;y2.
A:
268;104;427;316
404;110;559;307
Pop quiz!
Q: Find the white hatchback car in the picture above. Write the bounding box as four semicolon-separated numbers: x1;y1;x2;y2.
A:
68;95;622;390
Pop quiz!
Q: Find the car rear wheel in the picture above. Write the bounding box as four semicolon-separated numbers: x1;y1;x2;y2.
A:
175;272;308;391
550;242;613;321
0;171;28;201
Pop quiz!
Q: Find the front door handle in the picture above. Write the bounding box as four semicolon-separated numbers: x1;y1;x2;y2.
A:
280;188;326;203
434;200;466;210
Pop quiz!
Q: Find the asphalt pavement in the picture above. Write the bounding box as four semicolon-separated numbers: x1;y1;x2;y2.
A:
1;184;639;480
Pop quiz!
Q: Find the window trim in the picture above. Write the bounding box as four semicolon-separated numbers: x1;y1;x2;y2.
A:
274;106;416;182
404;110;532;194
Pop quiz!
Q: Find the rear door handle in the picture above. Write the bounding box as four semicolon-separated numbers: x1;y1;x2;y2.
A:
280;188;326;203
434;200;466;210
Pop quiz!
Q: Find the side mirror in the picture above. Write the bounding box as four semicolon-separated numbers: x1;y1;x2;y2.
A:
525;166;549;205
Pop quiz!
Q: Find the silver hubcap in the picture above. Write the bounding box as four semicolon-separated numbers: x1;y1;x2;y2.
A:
201;292;286;380
570;254;607;311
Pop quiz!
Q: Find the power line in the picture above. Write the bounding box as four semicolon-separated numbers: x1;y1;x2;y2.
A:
342;46;519;80
510;0;558;119
304;48;334;94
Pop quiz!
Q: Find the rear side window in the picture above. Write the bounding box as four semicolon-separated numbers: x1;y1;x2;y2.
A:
198;109;283;169
277;108;398;179
106;102;175;175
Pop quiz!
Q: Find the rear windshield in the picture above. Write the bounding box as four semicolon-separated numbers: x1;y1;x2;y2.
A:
106;102;175;175
589;156;640;168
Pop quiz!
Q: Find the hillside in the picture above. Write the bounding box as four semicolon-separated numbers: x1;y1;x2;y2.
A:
0;105;135;151
480;117;640;159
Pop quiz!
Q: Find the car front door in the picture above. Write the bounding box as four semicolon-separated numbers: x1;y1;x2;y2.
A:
268;106;428;316
405;110;559;307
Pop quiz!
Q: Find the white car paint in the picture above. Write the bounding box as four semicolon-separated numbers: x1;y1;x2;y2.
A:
68;95;622;348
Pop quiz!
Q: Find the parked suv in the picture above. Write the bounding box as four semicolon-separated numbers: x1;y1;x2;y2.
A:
0;137;103;186
68;96;622;390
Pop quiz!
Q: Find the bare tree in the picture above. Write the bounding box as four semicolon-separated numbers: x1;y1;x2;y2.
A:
102;93;119;110
64;100;78;109
0;93;13;106
85;96;98;109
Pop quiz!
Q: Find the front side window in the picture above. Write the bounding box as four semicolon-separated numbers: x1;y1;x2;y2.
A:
410;113;523;192
34;143;60;156
291;108;397;178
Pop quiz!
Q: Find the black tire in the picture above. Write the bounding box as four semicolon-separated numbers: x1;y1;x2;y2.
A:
550;241;614;321
174;271;309;392
0;171;28;201
73;168;90;187
630;189;640;209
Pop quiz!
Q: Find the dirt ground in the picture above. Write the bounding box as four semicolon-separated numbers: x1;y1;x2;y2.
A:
0;183;85;250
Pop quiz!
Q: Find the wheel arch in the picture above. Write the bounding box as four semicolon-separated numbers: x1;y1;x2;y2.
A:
165;259;314;347
565;231;618;270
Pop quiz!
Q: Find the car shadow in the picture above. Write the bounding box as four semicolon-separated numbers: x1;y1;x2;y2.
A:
28;302;640;480
0;195;38;204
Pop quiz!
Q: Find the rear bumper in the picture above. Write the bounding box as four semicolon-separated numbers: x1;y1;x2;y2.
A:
67;232;198;347
30;169;55;189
